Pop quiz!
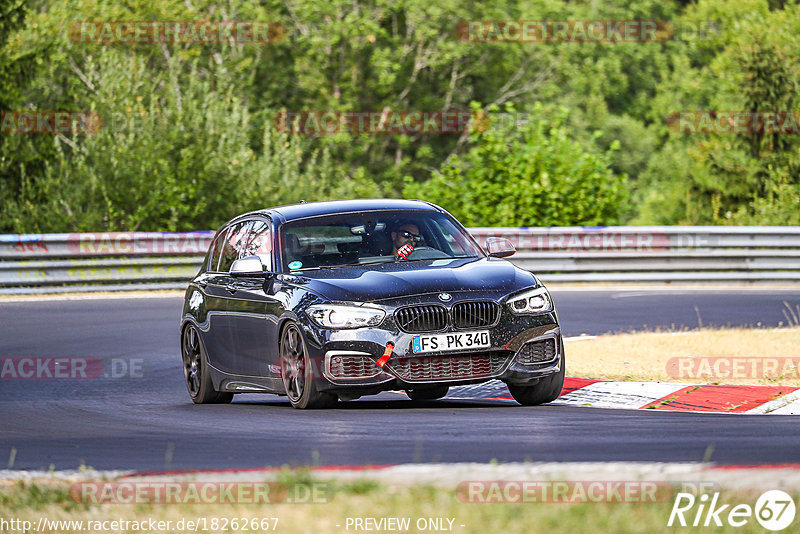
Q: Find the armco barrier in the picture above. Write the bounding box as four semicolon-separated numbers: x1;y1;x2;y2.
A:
0;227;799;293
470;227;800;282
0;232;213;294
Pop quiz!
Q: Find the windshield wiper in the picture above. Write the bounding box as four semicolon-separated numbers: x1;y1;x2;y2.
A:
359;257;396;265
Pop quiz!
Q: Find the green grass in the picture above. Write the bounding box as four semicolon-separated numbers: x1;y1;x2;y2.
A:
0;480;85;511
1;476;796;533
566;326;800;385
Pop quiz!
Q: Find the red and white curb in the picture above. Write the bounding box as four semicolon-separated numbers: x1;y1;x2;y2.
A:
446;378;800;414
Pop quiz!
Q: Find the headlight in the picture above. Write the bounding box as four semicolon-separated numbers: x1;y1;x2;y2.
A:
307;304;386;329
507;287;553;315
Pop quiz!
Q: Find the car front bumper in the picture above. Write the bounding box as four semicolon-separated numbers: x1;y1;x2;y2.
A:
301;309;563;393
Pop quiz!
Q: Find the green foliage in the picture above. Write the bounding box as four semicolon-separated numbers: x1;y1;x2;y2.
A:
2;0;800;231
0;481;83;511
0;0;32;109
733;177;800;224
633;0;800;225
739;38;797;156
404;104;626;227
1;1;380;232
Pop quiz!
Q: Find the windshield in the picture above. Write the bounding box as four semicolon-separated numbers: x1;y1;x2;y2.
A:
279;210;485;271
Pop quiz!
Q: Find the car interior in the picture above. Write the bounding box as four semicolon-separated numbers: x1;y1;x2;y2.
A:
280;214;476;271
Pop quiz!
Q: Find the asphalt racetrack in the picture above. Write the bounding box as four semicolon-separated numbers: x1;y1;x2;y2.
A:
1;289;799;472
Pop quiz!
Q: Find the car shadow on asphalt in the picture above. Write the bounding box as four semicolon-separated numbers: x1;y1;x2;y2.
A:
232;396;522;410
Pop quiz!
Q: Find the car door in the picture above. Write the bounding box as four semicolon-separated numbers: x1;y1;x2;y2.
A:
194;226;237;374
203;220;250;375
226;218;285;382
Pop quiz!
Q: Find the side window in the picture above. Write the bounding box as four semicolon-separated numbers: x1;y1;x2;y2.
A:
208;228;229;272
218;221;249;273
244;220;273;271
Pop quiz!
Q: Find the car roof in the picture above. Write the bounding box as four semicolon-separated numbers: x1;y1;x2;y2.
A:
251;199;444;223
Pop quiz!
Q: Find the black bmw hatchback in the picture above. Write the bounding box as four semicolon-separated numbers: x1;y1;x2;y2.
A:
181;199;564;409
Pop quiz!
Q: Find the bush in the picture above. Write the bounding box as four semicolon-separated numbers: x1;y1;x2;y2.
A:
403;104;626;227
1;49;380;232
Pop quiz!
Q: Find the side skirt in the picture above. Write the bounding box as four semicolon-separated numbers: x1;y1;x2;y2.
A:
207;362;285;394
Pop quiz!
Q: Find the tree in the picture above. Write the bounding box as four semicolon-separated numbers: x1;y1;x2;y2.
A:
404;104;626;227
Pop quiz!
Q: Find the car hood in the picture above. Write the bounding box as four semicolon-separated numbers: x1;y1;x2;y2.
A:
282;257;539;302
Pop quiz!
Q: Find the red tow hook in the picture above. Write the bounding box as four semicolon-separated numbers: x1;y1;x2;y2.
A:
376;342;394;367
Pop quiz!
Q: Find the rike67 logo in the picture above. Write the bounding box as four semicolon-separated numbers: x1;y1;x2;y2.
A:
668;490;796;530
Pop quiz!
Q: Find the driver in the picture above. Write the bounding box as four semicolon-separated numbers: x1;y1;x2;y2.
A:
391;222;422;260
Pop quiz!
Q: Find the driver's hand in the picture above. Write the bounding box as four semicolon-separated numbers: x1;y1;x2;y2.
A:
396;244;414;260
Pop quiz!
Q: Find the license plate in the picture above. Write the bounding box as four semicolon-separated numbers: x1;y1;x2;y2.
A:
412;331;490;354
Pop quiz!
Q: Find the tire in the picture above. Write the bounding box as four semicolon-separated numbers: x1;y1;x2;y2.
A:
182;324;233;404
507;355;566;406
405;385;449;401
280;322;338;409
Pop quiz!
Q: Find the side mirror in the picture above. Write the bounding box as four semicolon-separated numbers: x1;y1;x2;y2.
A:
230;255;267;277
486;237;516;258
